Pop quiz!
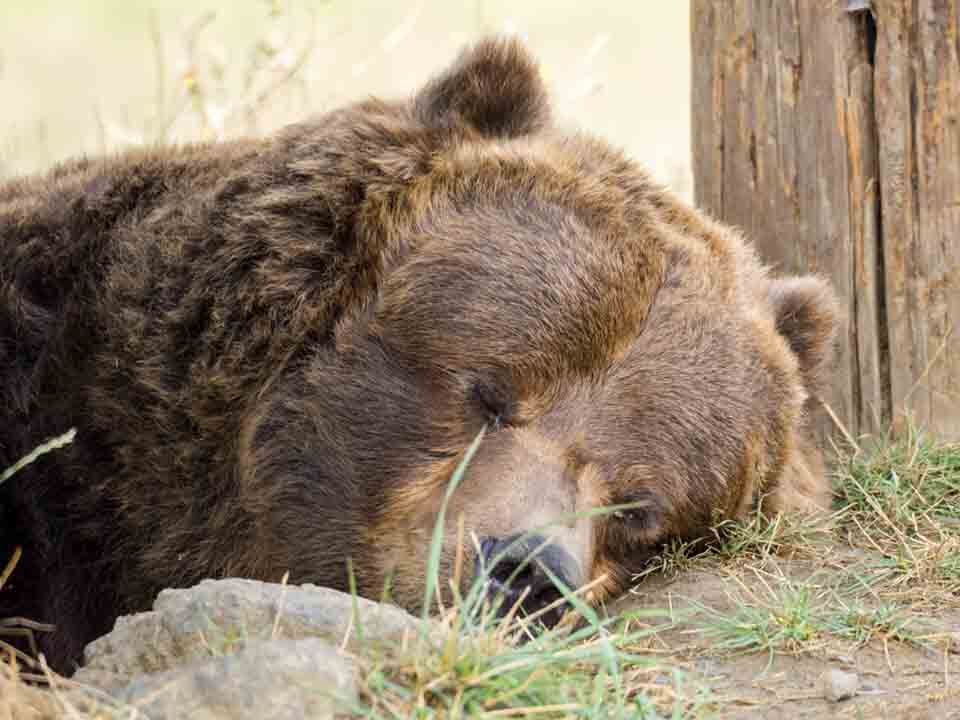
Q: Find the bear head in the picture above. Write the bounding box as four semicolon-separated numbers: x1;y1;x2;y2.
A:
236;36;840;624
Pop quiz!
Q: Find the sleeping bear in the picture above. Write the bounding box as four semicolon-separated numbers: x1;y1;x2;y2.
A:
0;36;838;673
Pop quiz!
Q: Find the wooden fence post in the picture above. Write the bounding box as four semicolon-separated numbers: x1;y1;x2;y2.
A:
691;0;960;440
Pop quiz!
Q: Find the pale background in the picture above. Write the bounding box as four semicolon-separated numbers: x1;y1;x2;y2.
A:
0;1;692;198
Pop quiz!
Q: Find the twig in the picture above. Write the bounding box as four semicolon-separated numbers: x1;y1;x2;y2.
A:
270;570;290;640
1;428;76;485
0;547;21;591
820;400;860;454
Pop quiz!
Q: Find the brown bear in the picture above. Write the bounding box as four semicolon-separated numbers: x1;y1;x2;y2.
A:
0;36;839;674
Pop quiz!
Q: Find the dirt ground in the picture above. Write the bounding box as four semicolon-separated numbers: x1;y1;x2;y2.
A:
611;547;960;719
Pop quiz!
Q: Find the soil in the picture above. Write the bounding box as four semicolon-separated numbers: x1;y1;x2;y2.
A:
610;548;960;719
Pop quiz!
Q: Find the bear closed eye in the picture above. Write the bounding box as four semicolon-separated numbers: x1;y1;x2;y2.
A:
0;35;838;674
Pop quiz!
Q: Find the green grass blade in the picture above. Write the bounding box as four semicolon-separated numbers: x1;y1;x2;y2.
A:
420;427;486;630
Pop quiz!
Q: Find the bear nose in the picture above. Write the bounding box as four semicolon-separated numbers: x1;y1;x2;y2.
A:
476;533;577;628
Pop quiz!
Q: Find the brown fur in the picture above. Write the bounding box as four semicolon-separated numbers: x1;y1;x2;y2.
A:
0;37;839;674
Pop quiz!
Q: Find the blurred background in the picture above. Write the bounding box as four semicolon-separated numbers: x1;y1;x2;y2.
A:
0;1;691;198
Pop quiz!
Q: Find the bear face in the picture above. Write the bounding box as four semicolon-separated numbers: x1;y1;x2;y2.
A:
235;39;839;619
0;36;839;672
241;140;838;620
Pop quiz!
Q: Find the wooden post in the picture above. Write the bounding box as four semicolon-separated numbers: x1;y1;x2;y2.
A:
691;0;960;440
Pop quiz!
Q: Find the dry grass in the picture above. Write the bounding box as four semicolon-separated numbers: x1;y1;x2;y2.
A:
0;649;143;720
833;421;960;608
1;655;61;720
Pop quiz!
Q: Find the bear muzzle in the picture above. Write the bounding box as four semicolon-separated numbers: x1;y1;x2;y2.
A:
474;531;582;629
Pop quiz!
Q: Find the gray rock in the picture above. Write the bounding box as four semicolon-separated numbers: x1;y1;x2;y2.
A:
113;637;355;720
77;578;426;685
819;667;859;702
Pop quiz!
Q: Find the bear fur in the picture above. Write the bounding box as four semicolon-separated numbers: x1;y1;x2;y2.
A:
0;36;839;673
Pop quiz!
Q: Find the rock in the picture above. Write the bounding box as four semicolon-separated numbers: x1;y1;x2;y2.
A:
62;579;441;717
77;578;426;685
113;637;355;720
819;667;859;702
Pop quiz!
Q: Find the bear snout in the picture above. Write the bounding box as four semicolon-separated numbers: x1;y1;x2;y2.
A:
474;532;581;628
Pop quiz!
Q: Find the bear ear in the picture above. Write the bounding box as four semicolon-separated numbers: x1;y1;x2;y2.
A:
413;35;552;138
768;276;842;394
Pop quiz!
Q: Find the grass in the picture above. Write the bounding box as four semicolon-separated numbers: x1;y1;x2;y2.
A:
682;565;940;670
688;576;821;661
710;507;835;563
832;422;960;604
823;599;922;647
835;422;960;535
345;608;704;718
634;497;838;587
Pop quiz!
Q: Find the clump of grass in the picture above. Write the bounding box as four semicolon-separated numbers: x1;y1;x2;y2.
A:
682;565;945;676
0;655;59;720
686;572;824;669
711;506;834;563
0;649;143;720
348;610;706;718
633;538;707;584
845;533;960;602
835;421;960;534
822;599;923;647
833;421;960;599
631;506;833;589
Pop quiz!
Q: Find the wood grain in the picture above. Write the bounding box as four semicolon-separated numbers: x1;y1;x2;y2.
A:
692;0;960;439
874;0;960;436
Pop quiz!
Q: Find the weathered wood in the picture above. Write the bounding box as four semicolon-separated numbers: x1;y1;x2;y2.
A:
874;0;960;437
691;0;960;439
691;0;884;439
